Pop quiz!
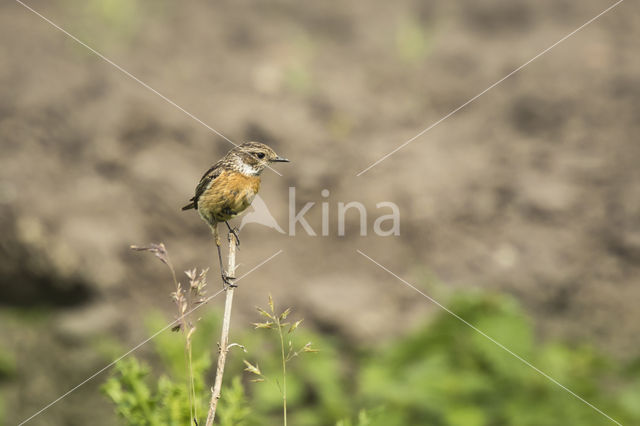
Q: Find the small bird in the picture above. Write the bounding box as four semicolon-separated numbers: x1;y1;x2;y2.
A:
182;141;289;287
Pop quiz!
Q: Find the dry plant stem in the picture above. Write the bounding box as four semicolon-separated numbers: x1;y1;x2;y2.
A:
167;259;197;424
206;231;237;426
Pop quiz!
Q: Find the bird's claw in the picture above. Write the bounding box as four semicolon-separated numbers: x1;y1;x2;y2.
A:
225;222;240;246
229;228;240;247
222;273;237;289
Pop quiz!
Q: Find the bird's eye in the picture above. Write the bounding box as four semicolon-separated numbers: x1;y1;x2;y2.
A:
256;152;265;159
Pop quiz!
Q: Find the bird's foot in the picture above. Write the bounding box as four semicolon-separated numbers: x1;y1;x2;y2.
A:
222;273;238;289
229;228;240;247
225;222;240;247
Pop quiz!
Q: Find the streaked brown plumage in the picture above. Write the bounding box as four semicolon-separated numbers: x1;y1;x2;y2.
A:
196;170;261;223
182;141;289;286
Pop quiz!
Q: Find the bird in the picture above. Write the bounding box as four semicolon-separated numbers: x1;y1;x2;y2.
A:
182;141;289;287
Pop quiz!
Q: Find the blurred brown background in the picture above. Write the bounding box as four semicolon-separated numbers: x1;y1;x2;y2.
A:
1;0;639;424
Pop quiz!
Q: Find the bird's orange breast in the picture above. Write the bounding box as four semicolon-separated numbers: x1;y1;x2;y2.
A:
197;170;261;223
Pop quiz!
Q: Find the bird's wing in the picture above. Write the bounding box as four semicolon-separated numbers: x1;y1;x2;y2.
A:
192;162;224;207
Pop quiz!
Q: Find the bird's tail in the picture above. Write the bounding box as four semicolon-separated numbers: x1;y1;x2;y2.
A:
181;201;196;211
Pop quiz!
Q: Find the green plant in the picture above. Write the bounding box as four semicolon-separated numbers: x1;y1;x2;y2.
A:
102;312;252;426
103;357;192;425
0;339;16;426
356;290;640;426
395;17;434;63
104;286;640;426
244;295;317;426
216;377;252;426
128;244;211;425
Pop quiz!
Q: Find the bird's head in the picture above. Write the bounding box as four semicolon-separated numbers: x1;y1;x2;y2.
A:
230;141;289;175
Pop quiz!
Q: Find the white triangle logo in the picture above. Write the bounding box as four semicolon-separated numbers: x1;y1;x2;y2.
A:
239;194;285;234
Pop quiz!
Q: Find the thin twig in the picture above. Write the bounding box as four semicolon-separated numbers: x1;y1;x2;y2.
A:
205;231;238;425
276;317;288;426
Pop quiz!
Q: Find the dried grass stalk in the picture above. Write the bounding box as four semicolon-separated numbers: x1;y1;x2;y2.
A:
205;232;237;425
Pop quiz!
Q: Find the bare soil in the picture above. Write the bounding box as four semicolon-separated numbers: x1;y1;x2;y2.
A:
1;0;639;424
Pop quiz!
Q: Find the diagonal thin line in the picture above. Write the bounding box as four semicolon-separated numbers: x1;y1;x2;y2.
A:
356;249;622;426
18;249;284;426
356;0;624;176
14;0;283;177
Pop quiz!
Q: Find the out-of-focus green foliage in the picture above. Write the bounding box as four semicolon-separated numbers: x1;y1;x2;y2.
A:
102;312;254;426
0;344;15;426
65;0;171;53
0;350;14;382
102;355;208;425
216;376;252;426
282;34;315;96
395;17;434;63
243;296;321;426
356;290;640;425
104;289;640;426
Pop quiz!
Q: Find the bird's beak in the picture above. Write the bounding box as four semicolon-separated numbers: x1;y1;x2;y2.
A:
272;156;290;163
